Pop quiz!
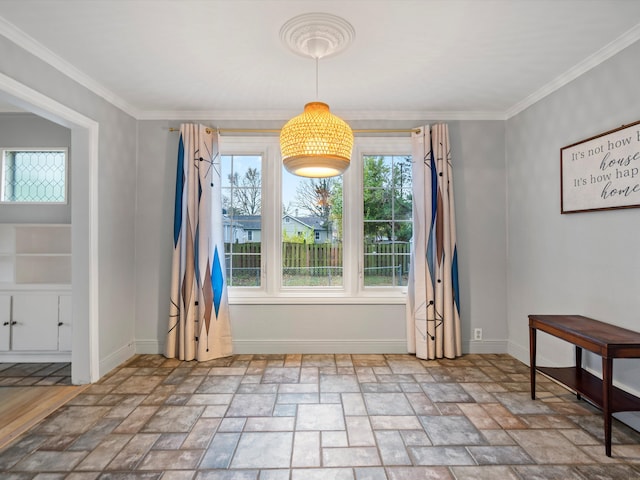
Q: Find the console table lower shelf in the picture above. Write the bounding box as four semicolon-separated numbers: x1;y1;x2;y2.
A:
536;366;640;413
529;314;640;457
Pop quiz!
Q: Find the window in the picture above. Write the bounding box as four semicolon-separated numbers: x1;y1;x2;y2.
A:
282;168;343;287
363;155;412;287
220;136;411;302
221;154;262;287
1;148;67;203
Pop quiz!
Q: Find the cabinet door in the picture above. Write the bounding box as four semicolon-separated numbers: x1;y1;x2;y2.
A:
0;295;10;351
11;293;59;351
58;294;72;351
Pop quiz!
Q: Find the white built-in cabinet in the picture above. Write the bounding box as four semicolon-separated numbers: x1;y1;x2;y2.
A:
0;224;71;361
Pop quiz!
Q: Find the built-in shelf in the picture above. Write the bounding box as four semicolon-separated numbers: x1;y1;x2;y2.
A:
0;224;71;286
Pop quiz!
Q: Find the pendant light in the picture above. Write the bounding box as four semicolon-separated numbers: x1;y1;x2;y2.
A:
279;13;355;178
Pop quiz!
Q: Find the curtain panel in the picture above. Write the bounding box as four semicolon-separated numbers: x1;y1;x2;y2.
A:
406;124;461;360
166;124;232;361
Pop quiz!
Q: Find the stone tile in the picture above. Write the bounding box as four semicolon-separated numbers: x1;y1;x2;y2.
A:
227;394;276;417
408;446;476;465
361;383;402;393
259;470;290;480
292;431;320;467
196;375;242;393
322;447;381;467
161;472;196;480
508;429;596;464
494;392;555;414
106;433;159;470
321;393;341;403
467;445;533;464
36;406;112;435
363;393;413;415
346;416;375;446
481;403;527;429
291;468;354;480
111;376;165;394
137;449;202;470
386;466;453;479
198;432;240;468
244;416;294;431
186;393;233;405
74;434;132;470
512;465;585;479
197;471;257;480
421;383;474;403
369;416;422;430
457;403;500;429
277;393;319;404
237;384;278;394
375;430;411;465
299;367;319;383
142;406;204;432
354;467;387;480
296;404;345;430
231;432;293;469
321;374;360;393
400;429;432;446
450;466;519;480
575;464;640;480
12;451;87;471
322;430;349;447
262;367;300;384
480;429;517;445
342;393;367;415
419;415;485;446
273;404;297;417
404;392;437;415
218;417;246;432
279;383;318;393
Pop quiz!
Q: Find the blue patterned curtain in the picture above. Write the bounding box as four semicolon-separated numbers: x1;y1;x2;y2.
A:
406;124;461;359
166;124;232;361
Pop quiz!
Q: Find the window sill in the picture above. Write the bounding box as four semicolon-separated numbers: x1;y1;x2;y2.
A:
228;290;407;305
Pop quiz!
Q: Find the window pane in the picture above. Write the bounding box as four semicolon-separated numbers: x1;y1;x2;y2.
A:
363;154;412;287
282;168;343;287
2;150;66;203
221;155;262;287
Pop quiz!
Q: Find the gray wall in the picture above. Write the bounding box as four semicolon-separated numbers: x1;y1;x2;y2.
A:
0;34;138;377
0;112;71;223
506;40;640;395
134;120;507;354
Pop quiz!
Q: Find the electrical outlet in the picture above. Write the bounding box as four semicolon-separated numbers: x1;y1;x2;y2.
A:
473;328;483;341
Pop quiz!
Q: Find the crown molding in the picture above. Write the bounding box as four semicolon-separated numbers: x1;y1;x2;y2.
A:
505;23;640;119
137;108;507;122
0;15;139;119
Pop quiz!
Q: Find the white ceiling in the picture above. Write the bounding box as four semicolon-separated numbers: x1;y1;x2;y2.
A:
1;0;640;120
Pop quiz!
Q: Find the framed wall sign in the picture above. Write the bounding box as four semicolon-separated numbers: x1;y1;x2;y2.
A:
560;120;640;214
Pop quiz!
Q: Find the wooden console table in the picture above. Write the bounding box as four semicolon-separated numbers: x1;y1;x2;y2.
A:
529;314;640;457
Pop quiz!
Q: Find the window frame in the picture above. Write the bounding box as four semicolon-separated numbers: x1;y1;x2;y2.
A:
220;135;411;305
0;147;69;205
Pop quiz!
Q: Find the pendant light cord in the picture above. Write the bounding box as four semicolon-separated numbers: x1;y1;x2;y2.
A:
315;56;319;100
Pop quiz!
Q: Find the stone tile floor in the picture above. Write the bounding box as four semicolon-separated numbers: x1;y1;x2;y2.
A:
0;362;71;386
1;353;640;479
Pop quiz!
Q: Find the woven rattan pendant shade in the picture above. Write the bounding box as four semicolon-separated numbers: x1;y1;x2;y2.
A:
280;102;353;178
279;13;355;178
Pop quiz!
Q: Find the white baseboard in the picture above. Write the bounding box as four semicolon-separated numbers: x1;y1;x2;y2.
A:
99;342;135;378
137;338;509;356
0;351;71;363
464;339;508;354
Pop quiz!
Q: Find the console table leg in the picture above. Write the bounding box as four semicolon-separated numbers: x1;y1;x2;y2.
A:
530;326;537;400
602;356;613;457
575;346;582;401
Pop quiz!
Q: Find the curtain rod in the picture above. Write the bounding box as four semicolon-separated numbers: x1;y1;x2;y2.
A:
168;127;420;135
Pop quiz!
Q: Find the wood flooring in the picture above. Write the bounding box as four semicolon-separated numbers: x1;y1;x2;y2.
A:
0;384;86;449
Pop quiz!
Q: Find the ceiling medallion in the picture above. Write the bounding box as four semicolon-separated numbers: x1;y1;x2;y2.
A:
280;12;355;60
279;13;356;178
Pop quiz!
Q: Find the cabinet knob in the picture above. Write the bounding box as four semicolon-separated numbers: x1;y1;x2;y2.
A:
11;321;17;325
2;321;8;326
58;322;63;326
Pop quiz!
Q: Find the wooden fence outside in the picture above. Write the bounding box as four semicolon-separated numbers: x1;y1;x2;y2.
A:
226;242;410;276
